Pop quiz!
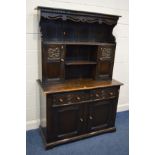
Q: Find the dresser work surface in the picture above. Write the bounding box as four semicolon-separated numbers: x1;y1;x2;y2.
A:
38;79;123;94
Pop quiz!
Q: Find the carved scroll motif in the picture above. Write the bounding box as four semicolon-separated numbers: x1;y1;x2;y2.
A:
100;47;112;60
47;47;61;61
42;12;117;25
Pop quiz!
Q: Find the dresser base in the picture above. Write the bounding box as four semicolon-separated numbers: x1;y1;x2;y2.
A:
40;126;116;150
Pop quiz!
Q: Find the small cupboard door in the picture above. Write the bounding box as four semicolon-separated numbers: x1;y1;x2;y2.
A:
87;99;117;132
96;44;116;80
50;104;85;140
42;44;65;82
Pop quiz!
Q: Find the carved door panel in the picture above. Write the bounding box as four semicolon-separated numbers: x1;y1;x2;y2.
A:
96;44;115;80
43;44;65;82
50;104;85;140
87;100;117;132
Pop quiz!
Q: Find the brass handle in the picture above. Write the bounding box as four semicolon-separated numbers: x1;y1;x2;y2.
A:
76;96;80;100
61;45;63;49
102;90;105;94
109;92;114;95
89;116;93;120
80;118;84;122
59;98;63;102
61;59;64;62
96;94;99;97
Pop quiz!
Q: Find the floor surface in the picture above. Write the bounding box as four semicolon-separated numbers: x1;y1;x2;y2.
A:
26;111;129;155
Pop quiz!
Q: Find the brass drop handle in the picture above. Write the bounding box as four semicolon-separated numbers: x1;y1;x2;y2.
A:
109;92;114;95
63;31;66;35
76;96;80;100
89;116;93;120
59;98;63;103
102;90;105;94
61;59;64;62
96;93;99;97
80;118;84;122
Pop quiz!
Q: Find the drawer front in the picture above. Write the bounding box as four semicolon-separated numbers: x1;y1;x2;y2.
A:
69;91;89;104
53;93;68;105
52;91;90;106
51;87;118;106
90;87;118;101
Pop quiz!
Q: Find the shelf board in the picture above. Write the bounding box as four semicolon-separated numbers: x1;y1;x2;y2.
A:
65;60;97;65
43;41;115;46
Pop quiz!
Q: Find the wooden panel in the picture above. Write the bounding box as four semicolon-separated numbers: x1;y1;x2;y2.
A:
50;104;84;140
98;61;111;75
65;45;97;61
52;91;90;106
96;44;116;80
96;61;113;79
47;62;61;79
90;87;118;101
39;85;47;139
65;65;96;80
42;44;65;82
87;100;116;132
98;45;115;61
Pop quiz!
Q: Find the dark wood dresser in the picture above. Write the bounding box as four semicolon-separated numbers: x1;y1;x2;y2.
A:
37;7;123;149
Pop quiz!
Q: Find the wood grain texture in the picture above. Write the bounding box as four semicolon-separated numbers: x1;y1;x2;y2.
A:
37;79;123;94
65;60;97;65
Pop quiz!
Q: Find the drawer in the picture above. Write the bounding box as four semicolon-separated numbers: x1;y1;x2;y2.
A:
51;88;118;106
53;93;68;105
90;88;118;100
69;91;89;103
52;91;90;106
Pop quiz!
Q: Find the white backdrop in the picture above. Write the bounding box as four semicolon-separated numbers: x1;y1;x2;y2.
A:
26;0;129;130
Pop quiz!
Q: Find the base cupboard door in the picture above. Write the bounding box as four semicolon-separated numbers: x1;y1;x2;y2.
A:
50;104;84;140
87;99;117;132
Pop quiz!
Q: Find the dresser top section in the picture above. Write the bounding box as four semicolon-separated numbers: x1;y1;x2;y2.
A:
37;6;120;25
37;79;123;94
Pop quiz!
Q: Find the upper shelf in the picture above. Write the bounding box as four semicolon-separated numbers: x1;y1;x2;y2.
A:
65;60;97;66
43;41;115;46
38;7;120;43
